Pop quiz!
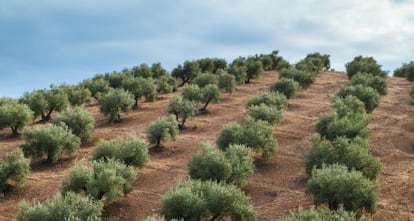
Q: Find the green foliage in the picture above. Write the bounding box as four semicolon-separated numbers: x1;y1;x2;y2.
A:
188;143;232;183
350;72;388;95
246;92;288;111
332;96;366;117
196;58;227;73
218;71;236;94
304;135;382;180
99;88;135;123
345;56;387;79
247;104;284;125
279;67;315;89
21;125;81;163
245;60;264;83
81;77;111;99
20;87;69;122
199;84;220;111
0;99;33;135
0;150;30;195
393;61;414;80
296;52;331;73
316;111;370;141
409;83;414;102
16;192;103;221
157;75;177;94
161;180;255;221
216;122;244;151
217;118;278;160
60;85;92;106
132;63;153;78
224;144;255;187
104;71;130;88
122;76;157;108
92;137;149;167
146;115;179;148
335;85;381;113
193;73;218;88
306;164;378;214
151;62;169;79
182;84;201;102
271;78;300;99
167;96;196;129
62;159;137;203
228;65;248;85
53;107;95;142
283;206;369;221
172;61;201;86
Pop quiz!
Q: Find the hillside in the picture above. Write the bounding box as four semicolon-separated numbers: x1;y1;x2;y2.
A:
0;71;413;220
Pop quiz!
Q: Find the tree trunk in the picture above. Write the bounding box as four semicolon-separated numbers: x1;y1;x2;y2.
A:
11;126;18;136
199;99;211;111
43;107;55;122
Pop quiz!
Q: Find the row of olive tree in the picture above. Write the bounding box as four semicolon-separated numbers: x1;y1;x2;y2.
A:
17;134;150;220
299;55;387;219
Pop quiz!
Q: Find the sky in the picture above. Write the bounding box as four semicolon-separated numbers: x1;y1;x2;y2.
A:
1;0;413;98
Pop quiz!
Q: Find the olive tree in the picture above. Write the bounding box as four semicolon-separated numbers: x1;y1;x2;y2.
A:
279;67;315;89
247;104;284;125
92;136;149;167
304;135;382;180
306;164;378;214
345;55;387;79
99;88;135;123
81;77;111;100
246;92;288;111
393;61;414;80
335;85;381;113
146;115;179;148
271;78;300;99
245;60;264;83
218;71;236;94
53;107;95;143
193;73;218;88
62;159;136;204
59;85;93;106
0;99;33;135
16;192;103;221
122;76;157;108
161;180;255;221
182;84;220;111
167;96;196;129
0;150;30;195
20;87;69;122
350;72;388;95
20;125;81;163
172;61;201;86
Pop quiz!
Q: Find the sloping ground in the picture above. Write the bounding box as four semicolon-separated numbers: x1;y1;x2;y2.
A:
369;77;414;220
245;72;348;220
0;72;413;221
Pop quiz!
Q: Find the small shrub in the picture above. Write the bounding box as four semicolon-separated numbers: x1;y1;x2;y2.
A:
99;88;135;123
53;107;95;142
0;100;33;135
350;72;388;95
161;180;255;221
193;73;218;88
283;206;369;221
332;96;366;117
271;78;300;99
16;192;103;221
304;135;382;180
92;137;149;167
279;67;315;89
0;150;30;195
345;55;386;79
218;72;236;94
246;92;288;111
316;111;370;141
62;159;137;204
188;143;232;183
393;61;414;80
306;164;378;214
21;125;81;163
146;115;179;148
167;96;196;129
336;85;381;113
247;104;284;125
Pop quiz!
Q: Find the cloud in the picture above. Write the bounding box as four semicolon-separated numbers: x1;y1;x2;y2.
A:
1;0;413;97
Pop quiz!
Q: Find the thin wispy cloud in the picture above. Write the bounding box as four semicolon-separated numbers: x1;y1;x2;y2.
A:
1;0;413;97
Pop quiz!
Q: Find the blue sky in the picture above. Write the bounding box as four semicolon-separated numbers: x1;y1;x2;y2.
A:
1;0;413;98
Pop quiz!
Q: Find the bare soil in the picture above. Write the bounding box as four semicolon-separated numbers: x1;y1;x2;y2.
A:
0;71;413;220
